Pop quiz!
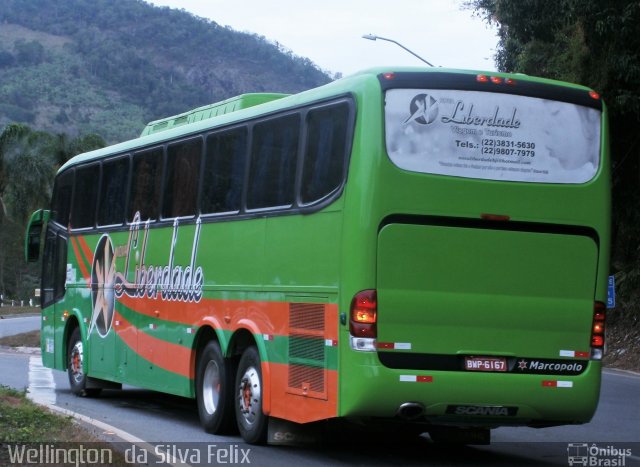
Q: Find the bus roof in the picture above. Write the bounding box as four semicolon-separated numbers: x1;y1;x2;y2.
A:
59;67;598;174
139;93;289;137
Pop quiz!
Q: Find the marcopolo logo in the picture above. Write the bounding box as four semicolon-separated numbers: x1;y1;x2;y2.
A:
403;93;438;126
566;443;633;466
517;358;586;375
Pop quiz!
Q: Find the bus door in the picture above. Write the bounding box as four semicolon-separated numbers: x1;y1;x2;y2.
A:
40;225;68;368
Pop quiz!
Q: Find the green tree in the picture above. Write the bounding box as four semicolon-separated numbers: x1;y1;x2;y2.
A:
0;123;104;299
0;124;55;298
0;124;56;225
13;39;45;66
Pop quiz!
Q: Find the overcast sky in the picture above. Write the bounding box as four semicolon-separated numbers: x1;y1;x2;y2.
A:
145;0;498;77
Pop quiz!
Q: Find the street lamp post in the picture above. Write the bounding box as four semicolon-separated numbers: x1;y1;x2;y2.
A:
362;34;435;67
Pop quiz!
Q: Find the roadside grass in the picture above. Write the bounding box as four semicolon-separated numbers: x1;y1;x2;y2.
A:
0;386;129;465
0;386;90;443
0;330;40;348
0;306;40;317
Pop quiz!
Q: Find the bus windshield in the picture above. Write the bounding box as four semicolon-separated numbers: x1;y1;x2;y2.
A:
385;88;602;184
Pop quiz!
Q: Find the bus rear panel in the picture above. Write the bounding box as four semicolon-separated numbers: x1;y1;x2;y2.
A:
341;70;609;431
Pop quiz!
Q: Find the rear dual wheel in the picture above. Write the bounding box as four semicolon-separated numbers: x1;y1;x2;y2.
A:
196;342;268;443
235;346;268;444
196;341;236;434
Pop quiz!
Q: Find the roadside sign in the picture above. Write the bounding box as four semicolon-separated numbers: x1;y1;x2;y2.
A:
607;275;615;309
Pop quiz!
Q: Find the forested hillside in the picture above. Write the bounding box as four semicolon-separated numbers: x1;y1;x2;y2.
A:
0;0;330;143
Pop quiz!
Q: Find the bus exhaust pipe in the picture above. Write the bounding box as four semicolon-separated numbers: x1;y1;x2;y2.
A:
397;402;425;420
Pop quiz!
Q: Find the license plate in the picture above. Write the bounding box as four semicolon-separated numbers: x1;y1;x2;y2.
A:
464;357;507;372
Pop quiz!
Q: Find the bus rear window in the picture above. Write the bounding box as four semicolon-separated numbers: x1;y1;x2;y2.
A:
385;89;601;184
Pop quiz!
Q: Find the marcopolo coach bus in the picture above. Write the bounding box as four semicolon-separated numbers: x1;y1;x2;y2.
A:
25;67;610;444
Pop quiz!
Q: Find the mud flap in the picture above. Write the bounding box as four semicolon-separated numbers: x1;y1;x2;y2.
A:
267;417;323;446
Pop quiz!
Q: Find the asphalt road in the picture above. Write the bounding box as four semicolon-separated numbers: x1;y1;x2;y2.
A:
0;314;40;338
0;342;638;466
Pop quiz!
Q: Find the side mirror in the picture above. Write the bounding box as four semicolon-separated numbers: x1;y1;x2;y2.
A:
25;209;50;262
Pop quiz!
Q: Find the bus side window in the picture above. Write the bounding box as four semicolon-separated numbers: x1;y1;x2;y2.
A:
98;156;130;226
163;138;202;218
248;114;300;209
70;164;99;229
51;169;74;227
129;148;163;222
54;234;68;300
301;102;350;204
201;128;247;214
41;229;68;306
41;228;57;307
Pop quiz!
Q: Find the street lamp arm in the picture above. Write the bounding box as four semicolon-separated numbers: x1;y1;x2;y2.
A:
362;34;435;68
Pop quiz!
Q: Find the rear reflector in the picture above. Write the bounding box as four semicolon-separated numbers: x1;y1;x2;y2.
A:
481;213;511;222
590;301;606;359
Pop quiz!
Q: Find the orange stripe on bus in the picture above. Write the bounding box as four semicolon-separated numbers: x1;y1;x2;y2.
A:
70;237;90;284
113;311;194;379
117;294;339;340
77;235;94;266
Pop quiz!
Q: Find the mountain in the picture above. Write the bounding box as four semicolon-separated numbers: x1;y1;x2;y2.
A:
0;0;331;143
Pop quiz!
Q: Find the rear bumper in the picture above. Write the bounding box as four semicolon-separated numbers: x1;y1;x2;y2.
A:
339;355;601;428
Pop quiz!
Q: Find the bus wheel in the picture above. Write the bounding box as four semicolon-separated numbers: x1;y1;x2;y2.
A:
196;341;236;434
67;328;101;397
235;346;268;444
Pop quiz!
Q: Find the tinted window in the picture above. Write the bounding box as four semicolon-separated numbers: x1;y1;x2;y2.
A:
55;234;67;300
71;164;99;229
51;170;74;226
302;103;350;204
163;138;202;218
41;228;56;306
41;229;67;306
129;148;163;221
98;157;130;226
248;114;299;209
202;128;247;214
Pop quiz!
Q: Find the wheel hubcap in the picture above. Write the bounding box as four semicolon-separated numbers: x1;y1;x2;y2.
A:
70;342;84;384
238;366;261;425
202;360;221;415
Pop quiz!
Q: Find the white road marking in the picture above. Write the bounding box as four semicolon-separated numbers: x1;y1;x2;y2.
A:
27;356;56;406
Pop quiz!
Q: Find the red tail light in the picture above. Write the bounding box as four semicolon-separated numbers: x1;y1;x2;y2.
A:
350;290;377;338
591;301;606;350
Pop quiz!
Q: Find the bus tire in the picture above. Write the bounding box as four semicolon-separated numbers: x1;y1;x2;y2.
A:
67;328;101;397
196;341;236;434
235;346;268;444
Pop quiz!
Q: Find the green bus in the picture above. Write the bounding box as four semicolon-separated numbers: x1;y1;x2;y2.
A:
26;67;610;444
